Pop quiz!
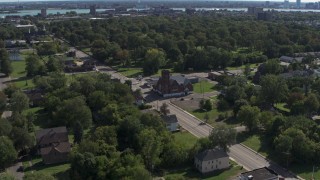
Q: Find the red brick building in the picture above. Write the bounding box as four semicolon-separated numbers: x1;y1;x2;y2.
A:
153;70;193;97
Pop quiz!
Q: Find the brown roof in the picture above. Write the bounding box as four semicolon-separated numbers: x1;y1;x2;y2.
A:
40;142;71;155
36;127;68;145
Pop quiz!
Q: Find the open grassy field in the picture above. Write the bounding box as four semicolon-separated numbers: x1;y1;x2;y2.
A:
226;63;259;71
116;67;143;78
193;80;215;93
10;51;35;89
173;131;198;150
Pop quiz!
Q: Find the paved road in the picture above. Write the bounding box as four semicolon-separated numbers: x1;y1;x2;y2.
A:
7;162;24;180
151;100;298;179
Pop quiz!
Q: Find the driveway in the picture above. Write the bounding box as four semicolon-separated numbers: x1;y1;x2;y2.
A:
7;161;24;180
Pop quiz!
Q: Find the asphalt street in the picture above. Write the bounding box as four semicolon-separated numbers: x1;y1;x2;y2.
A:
151;100;299;179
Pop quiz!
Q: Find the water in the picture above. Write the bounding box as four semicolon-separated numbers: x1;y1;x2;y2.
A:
172;7;320;12
2;7;320;18
0;8;111;18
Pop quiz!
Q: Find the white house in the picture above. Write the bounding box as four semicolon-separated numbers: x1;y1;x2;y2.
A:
161;114;179;132
194;148;230;174
279;56;304;63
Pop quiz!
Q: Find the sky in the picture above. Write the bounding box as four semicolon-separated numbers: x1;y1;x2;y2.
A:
0;0;319;3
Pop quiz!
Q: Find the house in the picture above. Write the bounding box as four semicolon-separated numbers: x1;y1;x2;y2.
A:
161;114;179;132
153;70;193;97
239;167;279;180
36;127;71;164
208;71;223;81
194;148;230;174
133;91;145;106
23;89;44;107
279;56;304;63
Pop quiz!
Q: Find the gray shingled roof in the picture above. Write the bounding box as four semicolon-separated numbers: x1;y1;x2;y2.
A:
170;75;190;86
40;142;71;155
161;114;178;124
195;148;228;161
36;127;68;145
240;167;278;180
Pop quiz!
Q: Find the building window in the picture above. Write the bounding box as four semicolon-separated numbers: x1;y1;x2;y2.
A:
208;161;210;164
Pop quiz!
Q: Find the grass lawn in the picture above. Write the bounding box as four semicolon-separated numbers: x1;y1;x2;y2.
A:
238;134;271;157
165;161;244;180
11;60;26;78
24;156;70;179
10;55;35;89
226;63;259;71
274;103;290;113
173;131;198;150
81;47;92;55
191;109;238;128
116;67;143;78
193;80;215;93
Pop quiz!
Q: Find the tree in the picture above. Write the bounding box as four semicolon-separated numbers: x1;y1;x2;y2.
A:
243;64;251;77
116;49;130;66
274;134;293;166
237;105;260;132
0;118;12;136
10;91;29;113
87;91;108;111
0;49;12;75
25;55;47;77
160;103;170;115
73;121;83;144
0;136;17;169
208;125;237;151
304;93;319;114
233;99;249;117
98;104;121;125
10;127;34;151
137;129;163;171
225;85;246;104
54;96;92;129
143;49;166;75
46;56;64;72
0;91;7;112
263;59;283;75
199;99;212;111
260;75;288;106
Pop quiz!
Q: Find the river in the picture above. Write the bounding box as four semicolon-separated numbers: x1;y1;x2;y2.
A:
1;7;320;18
0;8;111;18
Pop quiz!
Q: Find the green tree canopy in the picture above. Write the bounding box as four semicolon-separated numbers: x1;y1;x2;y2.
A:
0;136;17;169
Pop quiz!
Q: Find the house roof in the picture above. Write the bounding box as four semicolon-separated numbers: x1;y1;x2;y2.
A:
161;114;178;124
195;148;228;161
40;142;71;155
36;127;68;145
170;75;191;86
240;167;278;180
